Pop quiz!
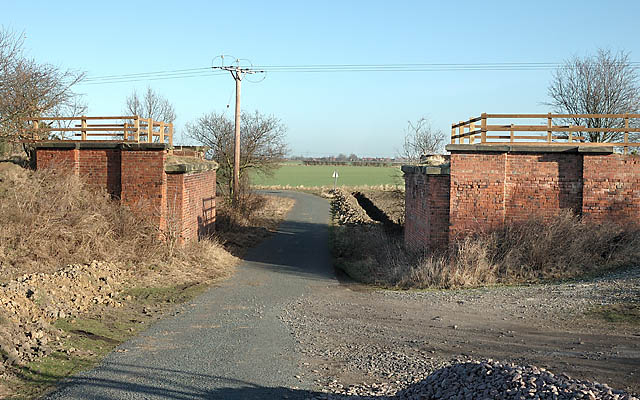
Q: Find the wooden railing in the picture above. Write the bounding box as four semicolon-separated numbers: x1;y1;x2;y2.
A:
26;115;173;146
451;113;640;153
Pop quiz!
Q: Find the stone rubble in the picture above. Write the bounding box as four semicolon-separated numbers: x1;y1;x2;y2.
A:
311;359;638;399
329;189;373;225
279;271;640;400
0;261;130;367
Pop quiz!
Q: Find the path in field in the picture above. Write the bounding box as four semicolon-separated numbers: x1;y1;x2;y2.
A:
47;191;334;399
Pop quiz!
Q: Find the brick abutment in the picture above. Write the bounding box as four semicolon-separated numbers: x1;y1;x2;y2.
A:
34;143;217;243
404;145;640;250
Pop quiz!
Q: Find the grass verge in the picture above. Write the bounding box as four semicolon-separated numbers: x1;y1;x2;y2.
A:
0;163;294;398
331;204;640;289
215;192;296;257
587;303;640;325
6;283;207;399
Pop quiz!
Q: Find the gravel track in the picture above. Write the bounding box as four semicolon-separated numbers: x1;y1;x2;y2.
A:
280;268;640;399
44;191;639;399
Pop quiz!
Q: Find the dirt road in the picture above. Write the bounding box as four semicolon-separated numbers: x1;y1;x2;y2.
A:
46;191;639;399
283;270;640;397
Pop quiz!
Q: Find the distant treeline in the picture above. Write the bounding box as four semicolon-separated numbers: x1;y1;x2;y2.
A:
301;160;402;167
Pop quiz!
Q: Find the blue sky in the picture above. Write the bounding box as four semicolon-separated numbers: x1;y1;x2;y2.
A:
5;0;640;157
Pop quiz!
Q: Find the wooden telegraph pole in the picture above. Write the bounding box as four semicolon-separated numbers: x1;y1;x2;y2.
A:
233;71;242;199
213;59;264;202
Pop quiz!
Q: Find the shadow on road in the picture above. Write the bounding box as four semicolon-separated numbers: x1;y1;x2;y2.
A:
40;361;379;399
241;221;333;277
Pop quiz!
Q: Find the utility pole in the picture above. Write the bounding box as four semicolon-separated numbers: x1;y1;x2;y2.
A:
213;59;264;202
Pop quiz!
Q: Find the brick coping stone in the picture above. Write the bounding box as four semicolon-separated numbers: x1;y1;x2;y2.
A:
165;161;218;174
445;144;614;154
401;164;450;175
32;141;167;151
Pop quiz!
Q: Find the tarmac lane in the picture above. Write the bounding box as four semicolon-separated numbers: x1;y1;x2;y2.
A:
46;191;335;400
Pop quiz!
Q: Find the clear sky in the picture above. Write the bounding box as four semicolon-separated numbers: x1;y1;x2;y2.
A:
5;0;640;157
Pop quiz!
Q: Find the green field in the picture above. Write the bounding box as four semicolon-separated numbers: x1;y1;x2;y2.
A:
251;163;403;187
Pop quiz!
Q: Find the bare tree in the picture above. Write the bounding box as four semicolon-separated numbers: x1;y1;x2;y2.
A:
185;110;288;196
125;86;176;123
0;28;85;150
547;49;640;143
401;117;445;161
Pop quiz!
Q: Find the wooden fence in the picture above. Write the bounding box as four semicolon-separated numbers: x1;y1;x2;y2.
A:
451;113;640;153
26;115;173;146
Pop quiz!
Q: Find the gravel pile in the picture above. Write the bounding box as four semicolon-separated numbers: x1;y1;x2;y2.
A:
312;360;638;399
397;360;636;400
0;261;130;368
280;271;640;399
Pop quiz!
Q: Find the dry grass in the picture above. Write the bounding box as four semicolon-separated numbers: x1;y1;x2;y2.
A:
253;184;403;196
0;163;235;283
0;162;260;399
331;210;640;289
215;191;296;256
357;189;405;225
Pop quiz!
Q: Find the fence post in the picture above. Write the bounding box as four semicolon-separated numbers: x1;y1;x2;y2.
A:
480;113;487;143
168;123;173;148
624;115;629;155
32;120;39;140
510;124;514;143
123;122;128;140
148;118;153;143
469;118;475;144
159;122;165;143
458;121;463;144
134;116;140;142
547;113;552;143
568;126;573;143
81;116;87;141
451;125;455;144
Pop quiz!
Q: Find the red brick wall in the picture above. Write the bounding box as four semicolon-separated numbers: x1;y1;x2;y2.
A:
185;171;216;239
504;153;583;223
166;173;185;239
36;148;79;173
449;152;506;240
120;150;167;229
404;171;450;250
78;149;122;198
166;170;216;242
582;154;640;223
405;148;640;250
34;145;218;243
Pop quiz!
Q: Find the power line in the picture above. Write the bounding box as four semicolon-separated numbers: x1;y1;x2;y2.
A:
79;61;640;85
80;71;227;85
83;67;211;81
211;56;265;200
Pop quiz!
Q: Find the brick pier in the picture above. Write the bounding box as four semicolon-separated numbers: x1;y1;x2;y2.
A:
403;144;640;250
34;142;217;242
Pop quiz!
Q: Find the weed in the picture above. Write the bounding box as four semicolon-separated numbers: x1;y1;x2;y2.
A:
125;283;208;305
588;303;640;325
332;206;640;289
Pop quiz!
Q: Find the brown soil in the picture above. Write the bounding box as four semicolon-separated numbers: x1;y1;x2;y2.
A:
284;268;640;397
0;162;293;398
358;189;405;225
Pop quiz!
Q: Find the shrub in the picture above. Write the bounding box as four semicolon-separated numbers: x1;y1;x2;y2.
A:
0;164;233;282
332;209;640;289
